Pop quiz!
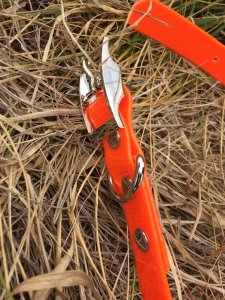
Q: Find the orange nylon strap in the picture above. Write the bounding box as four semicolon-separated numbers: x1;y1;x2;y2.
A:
86;86;172;299
129;0;225;85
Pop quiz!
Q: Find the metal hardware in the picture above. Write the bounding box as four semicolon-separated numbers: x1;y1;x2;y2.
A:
79;36;124;137
108;155;145;203
80;59;97;103
134;228;149;252
122;177;132;192
108;131;120;148
102;36;124;129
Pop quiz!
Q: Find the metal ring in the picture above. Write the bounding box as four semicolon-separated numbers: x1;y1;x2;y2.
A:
108;155;145;203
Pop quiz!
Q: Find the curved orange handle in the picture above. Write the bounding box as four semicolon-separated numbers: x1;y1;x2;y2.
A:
102;86;172;299
129;0;225;85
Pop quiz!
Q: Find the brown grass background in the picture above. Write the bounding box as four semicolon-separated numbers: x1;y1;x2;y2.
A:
0;0;225;299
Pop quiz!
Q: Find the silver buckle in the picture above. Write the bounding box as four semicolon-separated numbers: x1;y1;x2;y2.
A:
80;37;144;202
79;37;124;140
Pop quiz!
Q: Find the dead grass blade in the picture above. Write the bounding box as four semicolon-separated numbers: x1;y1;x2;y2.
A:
12;270;101;300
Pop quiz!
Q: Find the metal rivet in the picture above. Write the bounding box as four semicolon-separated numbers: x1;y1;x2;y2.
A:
134;228;149;252
108;131;120;148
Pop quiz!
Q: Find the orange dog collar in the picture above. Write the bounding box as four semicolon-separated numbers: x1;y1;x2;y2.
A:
80;37;172;299
129;0;225;85
80;1;225;298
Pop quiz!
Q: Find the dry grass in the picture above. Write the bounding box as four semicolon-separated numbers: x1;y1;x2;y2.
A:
0;0;225;299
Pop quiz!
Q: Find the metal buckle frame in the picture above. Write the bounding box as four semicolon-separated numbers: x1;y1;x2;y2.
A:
79;37;124;140
79;37;144;201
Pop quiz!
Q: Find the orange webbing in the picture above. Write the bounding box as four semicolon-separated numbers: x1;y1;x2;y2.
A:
129;0;225;85
86;86;172;299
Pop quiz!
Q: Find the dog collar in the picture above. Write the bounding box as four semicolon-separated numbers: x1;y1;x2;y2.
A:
80;37;172;300
129;0;225;85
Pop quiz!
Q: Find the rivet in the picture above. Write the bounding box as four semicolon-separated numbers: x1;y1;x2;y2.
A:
134;228;149;252
108;131;120;148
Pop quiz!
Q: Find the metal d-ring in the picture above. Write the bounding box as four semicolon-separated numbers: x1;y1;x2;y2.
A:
108;155;145;203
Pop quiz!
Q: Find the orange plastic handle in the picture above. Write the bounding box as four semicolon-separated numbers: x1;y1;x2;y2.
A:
87;86;172;299
129;0;225;85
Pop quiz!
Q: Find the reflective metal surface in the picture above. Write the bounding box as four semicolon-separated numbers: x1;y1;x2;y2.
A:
108;155;145;203
108;131;120;148
79;36;124;137
80;59;96;104
101;36;124;129
134;228;149;252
